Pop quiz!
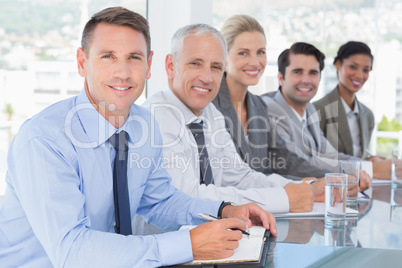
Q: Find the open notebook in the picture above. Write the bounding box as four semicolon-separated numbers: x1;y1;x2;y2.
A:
179;226;267;264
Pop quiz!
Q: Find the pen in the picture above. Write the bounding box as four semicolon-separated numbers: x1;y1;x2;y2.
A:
198;213;250;236
360;191;370;199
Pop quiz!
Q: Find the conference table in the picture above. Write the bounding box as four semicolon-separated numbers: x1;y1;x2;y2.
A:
266;183;402;268
2;184;401;267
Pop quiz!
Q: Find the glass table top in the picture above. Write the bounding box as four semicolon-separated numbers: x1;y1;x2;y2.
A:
266;243;402;268
275;184;402;250
266;184;402;267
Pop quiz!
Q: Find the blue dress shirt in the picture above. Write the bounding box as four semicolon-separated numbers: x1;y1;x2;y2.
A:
0;89;221;267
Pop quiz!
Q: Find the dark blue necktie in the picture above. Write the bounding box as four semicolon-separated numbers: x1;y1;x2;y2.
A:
109;131;132;235
188;121;214;185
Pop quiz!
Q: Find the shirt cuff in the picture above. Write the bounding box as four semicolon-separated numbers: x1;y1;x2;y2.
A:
156;228;193;266
263;187;290;213
191;199;222;225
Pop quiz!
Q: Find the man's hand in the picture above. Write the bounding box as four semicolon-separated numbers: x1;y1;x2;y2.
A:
284;182;314;212
190;218;245;260
373;159;392;180
359;170;371;192
366;155;386;163
221;203;277;236
310;178;325;202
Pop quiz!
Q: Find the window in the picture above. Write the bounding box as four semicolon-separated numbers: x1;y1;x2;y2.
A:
0;0;147;195
213;0;402;121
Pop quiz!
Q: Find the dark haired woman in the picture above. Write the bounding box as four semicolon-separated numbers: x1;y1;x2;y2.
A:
314;41;381;160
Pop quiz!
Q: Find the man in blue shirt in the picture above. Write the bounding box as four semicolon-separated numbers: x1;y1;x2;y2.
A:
0;7;276;267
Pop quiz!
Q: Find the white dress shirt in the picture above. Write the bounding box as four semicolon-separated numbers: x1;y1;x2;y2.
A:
290;106;319;155
340;97;362;157
142;89;292;213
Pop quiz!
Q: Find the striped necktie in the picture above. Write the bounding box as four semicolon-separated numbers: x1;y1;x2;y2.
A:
188;121;214;185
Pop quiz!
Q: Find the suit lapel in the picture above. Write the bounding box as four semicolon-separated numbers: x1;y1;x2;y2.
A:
273;91;298;123
274;91;314;156
246;93;270;160
325;88;353;156
334;89;354;155
215;78;253;159
357;99;368;154
306;104;322;153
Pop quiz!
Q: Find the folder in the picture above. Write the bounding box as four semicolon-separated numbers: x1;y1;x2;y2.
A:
167;226;270;267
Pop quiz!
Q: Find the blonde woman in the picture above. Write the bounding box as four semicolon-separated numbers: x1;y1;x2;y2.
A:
212;14;329;181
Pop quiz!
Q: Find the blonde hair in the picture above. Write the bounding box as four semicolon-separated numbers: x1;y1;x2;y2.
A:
220;14;265;51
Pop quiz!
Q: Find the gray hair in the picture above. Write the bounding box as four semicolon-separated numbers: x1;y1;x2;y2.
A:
170;23;227;61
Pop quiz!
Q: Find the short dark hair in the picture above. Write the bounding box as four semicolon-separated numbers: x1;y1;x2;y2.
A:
278;42;325;80
334;41;373;70
81;7;151;56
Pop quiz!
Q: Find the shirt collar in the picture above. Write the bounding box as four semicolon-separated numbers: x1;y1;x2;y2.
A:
75;89;132;147
289;105;307;124
165;88;207;126
340;97;359;116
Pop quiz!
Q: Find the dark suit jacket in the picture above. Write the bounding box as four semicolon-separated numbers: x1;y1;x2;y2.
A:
313;87;375;158
212;77;330;179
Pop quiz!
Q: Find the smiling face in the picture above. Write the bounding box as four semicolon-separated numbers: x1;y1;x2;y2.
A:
335;54;372;95
279;53;321;113
77;23;153;126
166;34;226;116
226;31;266;88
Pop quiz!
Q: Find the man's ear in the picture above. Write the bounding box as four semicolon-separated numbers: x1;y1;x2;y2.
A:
145;50;154;80
77;48;87;77
165;54;176;79
278;72;285;87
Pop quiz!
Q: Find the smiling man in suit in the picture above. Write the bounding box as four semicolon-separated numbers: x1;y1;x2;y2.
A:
262;42;389;183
